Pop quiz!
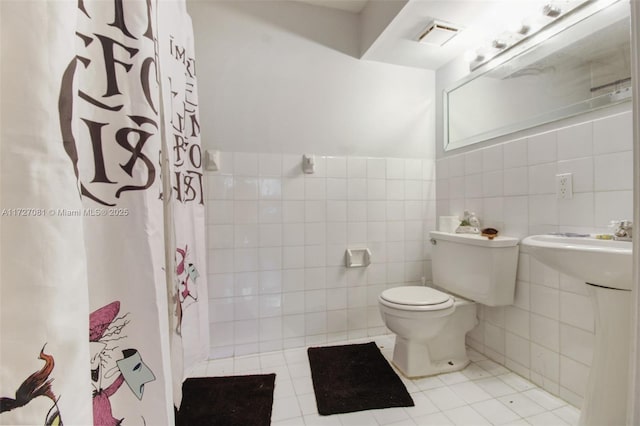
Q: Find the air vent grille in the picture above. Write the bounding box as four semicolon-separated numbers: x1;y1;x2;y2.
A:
417;20;460;46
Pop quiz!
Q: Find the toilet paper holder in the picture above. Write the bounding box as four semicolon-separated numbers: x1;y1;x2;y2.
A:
344;248;371;268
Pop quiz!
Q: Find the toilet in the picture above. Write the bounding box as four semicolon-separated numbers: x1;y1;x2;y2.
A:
379;231;519;378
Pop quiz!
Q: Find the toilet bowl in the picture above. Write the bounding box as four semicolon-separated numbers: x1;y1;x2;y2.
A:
379;285;477;377
379;231;520;378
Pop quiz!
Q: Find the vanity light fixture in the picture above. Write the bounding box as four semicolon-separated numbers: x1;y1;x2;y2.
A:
508;21;532;36
542;4;562;18
492;39;508;50
463;0;618;71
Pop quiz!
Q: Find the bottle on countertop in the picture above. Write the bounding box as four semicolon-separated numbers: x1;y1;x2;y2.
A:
456;210;481;234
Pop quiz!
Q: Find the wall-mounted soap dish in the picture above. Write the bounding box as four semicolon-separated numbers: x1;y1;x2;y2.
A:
345;248;371;268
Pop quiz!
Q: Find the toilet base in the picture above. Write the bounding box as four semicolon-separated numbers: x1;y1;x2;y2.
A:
392;335;470;378
390;301;477;378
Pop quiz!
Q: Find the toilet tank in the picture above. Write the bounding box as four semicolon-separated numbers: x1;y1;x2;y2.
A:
430;231;519;306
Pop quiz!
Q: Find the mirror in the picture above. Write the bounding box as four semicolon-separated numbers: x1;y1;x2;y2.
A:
444;0;631;151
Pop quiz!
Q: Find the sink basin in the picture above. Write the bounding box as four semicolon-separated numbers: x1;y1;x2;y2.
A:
521;235;632;290
522;234;633;425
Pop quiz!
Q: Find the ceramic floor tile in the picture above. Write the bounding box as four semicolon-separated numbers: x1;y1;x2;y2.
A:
400;376;421;393
297;392;319;415
288;361;312;378
470;399;521;425
272;417;304;426
552;405;580;425
274;378;296;399
387;418;418;426
338;409;378;426
233;355;261;372
284;347;308;364
498;393;546;418
525;411;570;425
260;351;287;368
461;363;493;380
186;362;208;377
271;395;302;421
403;393;440;418
474;376;518;398
374;334;396;347
424;386;468;411
412;412;455;425
443;405;492;425
448;381;493;404
205;358;233;376
303;413;342;425
500;420;531;426
292;376;315;395
371;406;411;425
475;359;509;376
207;337;581;426
239;368;261;375
522;388;566;410
270;364;293;378
498;373;537;392
439;371;470;386
413;375;446;391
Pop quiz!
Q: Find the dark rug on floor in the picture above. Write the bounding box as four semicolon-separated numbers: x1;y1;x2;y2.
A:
175;374;276;426
308;341;414;415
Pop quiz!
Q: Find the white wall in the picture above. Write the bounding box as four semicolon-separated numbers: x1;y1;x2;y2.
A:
188;0;435;158
205;153;435;357
435;107;634;408
188;0;438;358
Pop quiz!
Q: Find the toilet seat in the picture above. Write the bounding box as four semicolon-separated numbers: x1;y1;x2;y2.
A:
379;286;454;311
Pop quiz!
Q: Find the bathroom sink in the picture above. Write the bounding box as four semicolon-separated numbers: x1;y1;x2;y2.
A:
523;234;633;425
521;235;632;290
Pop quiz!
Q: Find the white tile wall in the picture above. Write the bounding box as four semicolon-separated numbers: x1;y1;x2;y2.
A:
204;108;631;410
436;110;633;407
207;153;436;358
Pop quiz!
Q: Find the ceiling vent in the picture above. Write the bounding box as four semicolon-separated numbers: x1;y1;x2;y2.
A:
417;20;460;46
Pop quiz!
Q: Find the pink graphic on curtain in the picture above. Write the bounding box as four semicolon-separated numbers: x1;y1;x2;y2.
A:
174;245;200;335
90;302;156;426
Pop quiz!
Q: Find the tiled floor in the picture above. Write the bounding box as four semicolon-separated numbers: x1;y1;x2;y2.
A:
186;335;580;426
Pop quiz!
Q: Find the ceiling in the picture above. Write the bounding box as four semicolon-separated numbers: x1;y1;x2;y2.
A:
201;0;598;70
364;0;590;70
294;0;368;14
291;0;589;70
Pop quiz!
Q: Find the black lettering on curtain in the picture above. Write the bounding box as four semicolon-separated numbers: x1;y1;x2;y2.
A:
168;36;203;205
58;0;159;206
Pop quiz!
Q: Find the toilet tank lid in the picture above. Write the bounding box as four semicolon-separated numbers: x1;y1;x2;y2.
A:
430;231;519;248
380;286;451;306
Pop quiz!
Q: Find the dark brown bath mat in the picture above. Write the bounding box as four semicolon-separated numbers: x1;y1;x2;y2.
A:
176;373;276;426
307;342;414;415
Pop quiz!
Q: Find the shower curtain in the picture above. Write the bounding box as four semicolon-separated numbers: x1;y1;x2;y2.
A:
0;1;208;424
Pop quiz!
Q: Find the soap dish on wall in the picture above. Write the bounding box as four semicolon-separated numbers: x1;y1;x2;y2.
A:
345;248;371;268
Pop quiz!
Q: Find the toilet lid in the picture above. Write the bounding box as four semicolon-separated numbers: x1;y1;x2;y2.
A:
380;286;451;306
